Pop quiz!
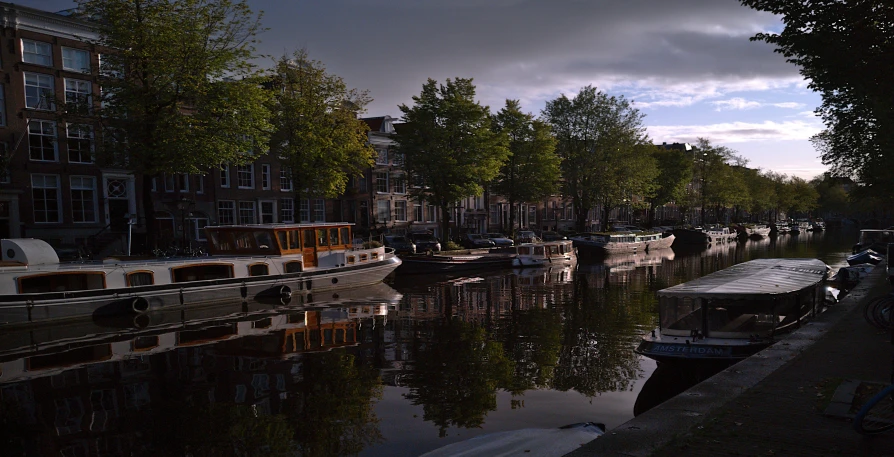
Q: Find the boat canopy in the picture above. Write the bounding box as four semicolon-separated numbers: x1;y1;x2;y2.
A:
658;258;827;300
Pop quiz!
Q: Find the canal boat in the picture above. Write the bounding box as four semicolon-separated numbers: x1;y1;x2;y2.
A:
636;258;829;363
672;226;736;245
571;231;675;257
0;222;401;325
395;250;516;274
736;224;772;239
512;239;576;267
852;228;894;254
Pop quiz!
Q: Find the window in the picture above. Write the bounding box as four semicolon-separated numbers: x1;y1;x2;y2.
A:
280;198;294;223
237;164;254;188
24;73;54;110
126;272;154;287
0;85;6;126
70;176;97;223
490;204;499;222
218;201;235;225
66;124;93;163
261;164;270;189
239;201;256;224
377;200;390;223
393;153;404;166
414;204;422;222
61;47;90;73
358;175;367;192
375;148;388;165
426;204;436;222
164;174;174;192
189;217;208;240
22;39;52;66
299;200;309;222
32;174;61;223
314;199;324;222
528;206;537;226
29;120;57;162
249;264;269;276
220;165;230;188
376;172;388;193
196;175;204;194
178;174;189;192
64;79;91;113
395;201;407;221
393;174;407;194
280;168;292;191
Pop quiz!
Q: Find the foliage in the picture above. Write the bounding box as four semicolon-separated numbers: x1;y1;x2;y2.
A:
542;86;657;232
396;78;510;242
443;241;463;251
490;100;561;231
362;240;383;249
742;1;894;195
693;138;748;224
810;173;852;216
785;176;820;216
75;0;271;244
739;168;777;221
501;308;563;395
267;49;376;210
646;145;692;226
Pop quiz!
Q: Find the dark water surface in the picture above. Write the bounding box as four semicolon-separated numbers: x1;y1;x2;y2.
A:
0;229;858;456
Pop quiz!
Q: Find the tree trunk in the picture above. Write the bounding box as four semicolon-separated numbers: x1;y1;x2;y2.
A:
575;205;588;233
439;203;451;245
508;198;516;235
601;206;610;232
646;200;656;228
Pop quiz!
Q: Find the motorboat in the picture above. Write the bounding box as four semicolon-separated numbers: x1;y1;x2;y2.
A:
0;223;401;325
571;231;675;257
512;239;576;267
636;258;829;363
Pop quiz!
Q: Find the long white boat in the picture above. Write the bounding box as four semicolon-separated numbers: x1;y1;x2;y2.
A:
512;239;576;267
636;258;829;363
571;231;675;257
0;223;401;325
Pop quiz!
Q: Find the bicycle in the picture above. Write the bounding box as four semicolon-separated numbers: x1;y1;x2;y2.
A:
863;292;894;330
854;291;894;434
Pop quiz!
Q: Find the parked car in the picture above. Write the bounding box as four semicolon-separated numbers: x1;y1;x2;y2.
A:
383;235;416;254
408;231;441;253
485;233;514;247
459;233;496;249
515;230;538;244
538;231;566;241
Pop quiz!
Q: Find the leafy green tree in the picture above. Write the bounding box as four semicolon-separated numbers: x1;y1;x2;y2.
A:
267;50;376;216
75;0;271;245
490;100;560;233
693;138;745;224
810;173;851;217
767;171;795;221
395;78;509;242
742;1;894;197
785;176;820;217
543;86;658;232
646;145;692;226
740;168;777;222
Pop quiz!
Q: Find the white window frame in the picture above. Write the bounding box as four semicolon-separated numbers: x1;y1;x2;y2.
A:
66;124;93;163
189;217;209;241
261;164;270;190
70;176;98;223
22;39;52;66
280;198;294;223
24;72;54;110
238;201;256;224
279;168;292;191
61;47;90;73
28;119;57;162
178;174;189;193
217;200;235;225
299;200;309;222
164;174;174;193
237;164;254;189
196;175;204;194
220;165;230;188
377;200;390;223
376;172;389;193
414;203;423;222
375;148;388;165
31;174;61;223
393;174;407;194
395;200;407;222
313;199;325;222
64;78;92;112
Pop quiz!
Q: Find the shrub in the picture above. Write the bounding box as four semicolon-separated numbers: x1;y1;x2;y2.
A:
443;241;462;251
363;241;383;249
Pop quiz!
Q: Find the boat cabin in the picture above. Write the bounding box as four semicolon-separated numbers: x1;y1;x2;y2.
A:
205;223;354;268
657;259;828;339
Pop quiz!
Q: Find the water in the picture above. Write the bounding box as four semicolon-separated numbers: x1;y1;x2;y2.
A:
0;229;858;456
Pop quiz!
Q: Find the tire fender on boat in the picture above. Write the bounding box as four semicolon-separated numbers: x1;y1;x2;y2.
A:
131;296;150;314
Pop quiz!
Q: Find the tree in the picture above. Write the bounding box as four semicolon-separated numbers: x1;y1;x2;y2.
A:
490;100;560;234
75;0;272;247
785;176;820;217
543;86;657;232
692;138;744;224
395;78;509;242
741;1;894;195
267;50;376;218
646;145;692;226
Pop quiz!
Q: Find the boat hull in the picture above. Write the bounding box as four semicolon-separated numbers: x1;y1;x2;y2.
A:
396;253;515;274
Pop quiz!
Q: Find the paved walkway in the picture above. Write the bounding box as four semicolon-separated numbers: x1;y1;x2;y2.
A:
570;268;894;457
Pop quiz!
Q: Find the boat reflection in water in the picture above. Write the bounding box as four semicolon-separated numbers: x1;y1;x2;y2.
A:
0;283;401;456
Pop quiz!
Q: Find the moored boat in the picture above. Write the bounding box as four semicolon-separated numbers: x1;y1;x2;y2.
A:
512;239;576;267
571;231;675;258
395;251;516;274
636;258;829;363
737;224;772;239
0;222;400;325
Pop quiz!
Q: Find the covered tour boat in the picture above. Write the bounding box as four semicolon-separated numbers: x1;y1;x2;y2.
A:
0;223;401;325
571;231;675;257
636;258;829;363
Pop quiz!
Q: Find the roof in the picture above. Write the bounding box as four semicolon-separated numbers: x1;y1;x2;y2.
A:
658;258;828;299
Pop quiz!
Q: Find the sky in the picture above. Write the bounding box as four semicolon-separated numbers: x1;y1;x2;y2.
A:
31;0;828;179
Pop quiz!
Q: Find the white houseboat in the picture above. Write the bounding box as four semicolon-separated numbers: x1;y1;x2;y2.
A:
636;258;829;363
571;231;675;257
0;223;401;325
512;239;576;267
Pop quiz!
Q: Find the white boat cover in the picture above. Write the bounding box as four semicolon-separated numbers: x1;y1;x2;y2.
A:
658;258;827;300
420;422;603;457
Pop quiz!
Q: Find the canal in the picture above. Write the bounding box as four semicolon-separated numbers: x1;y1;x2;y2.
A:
0;228;859;456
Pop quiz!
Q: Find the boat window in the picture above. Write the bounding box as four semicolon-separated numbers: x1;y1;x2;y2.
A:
329;228;340;246
126;271;154;287
706;300;780;337
172;264;234;283
371;252;379;260
303;230;315;249
214;231;235;252
534;246;544;255
284;261;303;273
660;297;703;336
253;231;276;253
340;227;350;246
346;255;356;264
248;263;269;276
234;231;254;250
289;230;301;250
207;231;219;249
517;246;531;255
19;272;106;293
276;232;288;251
548;245;559;255
360;254;368;262
317;229;329;248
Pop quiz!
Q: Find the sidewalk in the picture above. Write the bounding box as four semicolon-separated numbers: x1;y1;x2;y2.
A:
570;268;894;457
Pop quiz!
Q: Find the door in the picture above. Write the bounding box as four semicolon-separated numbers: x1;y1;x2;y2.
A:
109;200;129;231
302;229;317;267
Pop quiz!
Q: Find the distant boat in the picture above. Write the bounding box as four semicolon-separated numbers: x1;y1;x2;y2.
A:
636;258;829;363
571;231;675;257
512;239;576;267
396;251;515;274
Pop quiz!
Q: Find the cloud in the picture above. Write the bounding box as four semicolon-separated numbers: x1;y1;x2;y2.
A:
712;98;763;111
648;120;824;143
